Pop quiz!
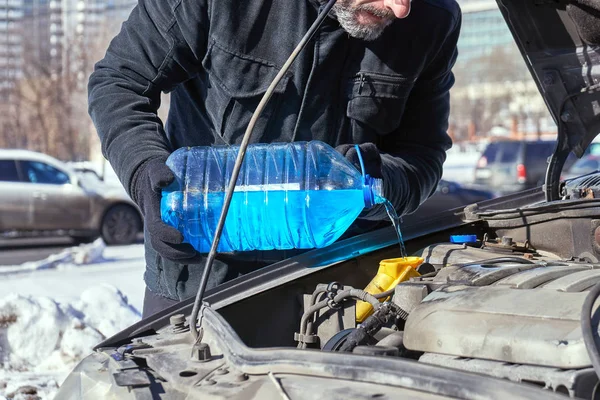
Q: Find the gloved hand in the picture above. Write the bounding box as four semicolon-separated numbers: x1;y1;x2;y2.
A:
132;158;204;263
335;143;383;179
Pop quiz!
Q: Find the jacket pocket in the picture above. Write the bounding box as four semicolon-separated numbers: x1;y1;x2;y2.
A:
346;72;415;135
202;40;291;143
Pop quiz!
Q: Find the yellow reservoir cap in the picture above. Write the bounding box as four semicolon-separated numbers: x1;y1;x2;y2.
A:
356;256;423;322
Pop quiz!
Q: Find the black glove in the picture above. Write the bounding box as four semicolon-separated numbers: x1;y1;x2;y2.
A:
132;158;204;263
335;143;383;179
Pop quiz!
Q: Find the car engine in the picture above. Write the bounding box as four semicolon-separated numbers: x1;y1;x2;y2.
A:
299;247;600;399
285;175;600;399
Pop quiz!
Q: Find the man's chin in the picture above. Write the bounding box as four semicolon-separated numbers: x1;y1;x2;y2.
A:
354;22;392;41
346;25;387;41
333;5;393;41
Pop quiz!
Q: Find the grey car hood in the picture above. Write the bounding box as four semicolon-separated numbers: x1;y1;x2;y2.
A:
497;0;600;156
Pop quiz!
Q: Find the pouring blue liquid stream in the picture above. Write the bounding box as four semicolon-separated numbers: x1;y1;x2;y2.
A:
383;199;408;259
354;145;407;259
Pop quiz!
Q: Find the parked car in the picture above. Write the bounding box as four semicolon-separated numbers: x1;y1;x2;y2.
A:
473;139;578;195
0;149;142;245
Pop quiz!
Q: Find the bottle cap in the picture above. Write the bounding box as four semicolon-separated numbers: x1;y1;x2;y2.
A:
450;234;478;244
363;174;375;208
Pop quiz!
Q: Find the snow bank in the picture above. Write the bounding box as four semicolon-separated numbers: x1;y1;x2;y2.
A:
69;285;140;341
0;285;139;371
0;285;141;400
0;237;145;399
0;373;60;400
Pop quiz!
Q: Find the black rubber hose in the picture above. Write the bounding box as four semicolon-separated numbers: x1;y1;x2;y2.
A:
300;289;380;336
297;289;382;349
333;289;381;308
299;299;329;337
581;282;600;380
304;289;327;343
373;288;396;299
338;304;399;352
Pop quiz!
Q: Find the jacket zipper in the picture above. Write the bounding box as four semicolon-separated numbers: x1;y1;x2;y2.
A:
352;72;411;86
358;73;366;94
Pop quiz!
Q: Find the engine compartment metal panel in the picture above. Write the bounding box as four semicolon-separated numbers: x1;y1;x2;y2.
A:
419;353;597;399
492;265;591;289
404;285;592;368
434;263;543;286
542;269;600;292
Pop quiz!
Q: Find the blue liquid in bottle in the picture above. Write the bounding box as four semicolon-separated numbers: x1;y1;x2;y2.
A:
161;141;383;253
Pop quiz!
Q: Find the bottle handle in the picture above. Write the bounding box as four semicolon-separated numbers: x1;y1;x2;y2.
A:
354;144;368;182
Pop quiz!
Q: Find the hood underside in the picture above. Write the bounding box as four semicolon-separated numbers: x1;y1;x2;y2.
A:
496;0;600;156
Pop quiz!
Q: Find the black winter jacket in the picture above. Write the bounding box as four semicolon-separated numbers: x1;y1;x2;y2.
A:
88;0;461;300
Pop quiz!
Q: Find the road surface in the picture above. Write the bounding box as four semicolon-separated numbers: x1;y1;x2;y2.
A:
0;237;81;265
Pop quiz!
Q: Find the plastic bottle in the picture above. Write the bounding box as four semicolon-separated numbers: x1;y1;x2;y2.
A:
355;256;423;322
160;141;384;253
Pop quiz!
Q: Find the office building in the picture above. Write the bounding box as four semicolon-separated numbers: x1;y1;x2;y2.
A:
0;0;133;101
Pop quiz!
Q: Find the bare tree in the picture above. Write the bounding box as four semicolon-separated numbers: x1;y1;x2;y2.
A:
0;7;135;162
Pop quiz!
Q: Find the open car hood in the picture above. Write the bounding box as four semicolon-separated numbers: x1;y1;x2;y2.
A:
497;0;600;200
497;0;600;157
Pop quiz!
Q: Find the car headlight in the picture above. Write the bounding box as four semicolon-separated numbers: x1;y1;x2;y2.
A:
55;352;134;400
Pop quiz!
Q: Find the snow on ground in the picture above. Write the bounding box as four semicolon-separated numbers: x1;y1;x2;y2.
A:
0;240;145;400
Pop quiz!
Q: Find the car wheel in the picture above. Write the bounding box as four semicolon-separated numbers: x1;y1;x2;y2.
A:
101;205;141;245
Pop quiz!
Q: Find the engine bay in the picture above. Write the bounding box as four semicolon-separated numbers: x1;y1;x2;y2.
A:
292;247;600;399
62;175;600;399
211;176;600;399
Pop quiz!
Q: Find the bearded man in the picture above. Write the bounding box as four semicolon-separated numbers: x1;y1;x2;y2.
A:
88;0;461;317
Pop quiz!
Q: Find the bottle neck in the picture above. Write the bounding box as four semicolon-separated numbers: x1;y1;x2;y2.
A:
363;175;384;208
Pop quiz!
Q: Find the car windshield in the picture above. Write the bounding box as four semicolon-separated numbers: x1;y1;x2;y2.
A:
480;143;500;164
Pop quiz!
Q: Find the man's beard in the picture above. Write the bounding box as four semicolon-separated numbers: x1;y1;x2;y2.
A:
332;0;396;41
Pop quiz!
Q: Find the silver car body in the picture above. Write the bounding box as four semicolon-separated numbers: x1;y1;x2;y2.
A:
0;149;141;243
